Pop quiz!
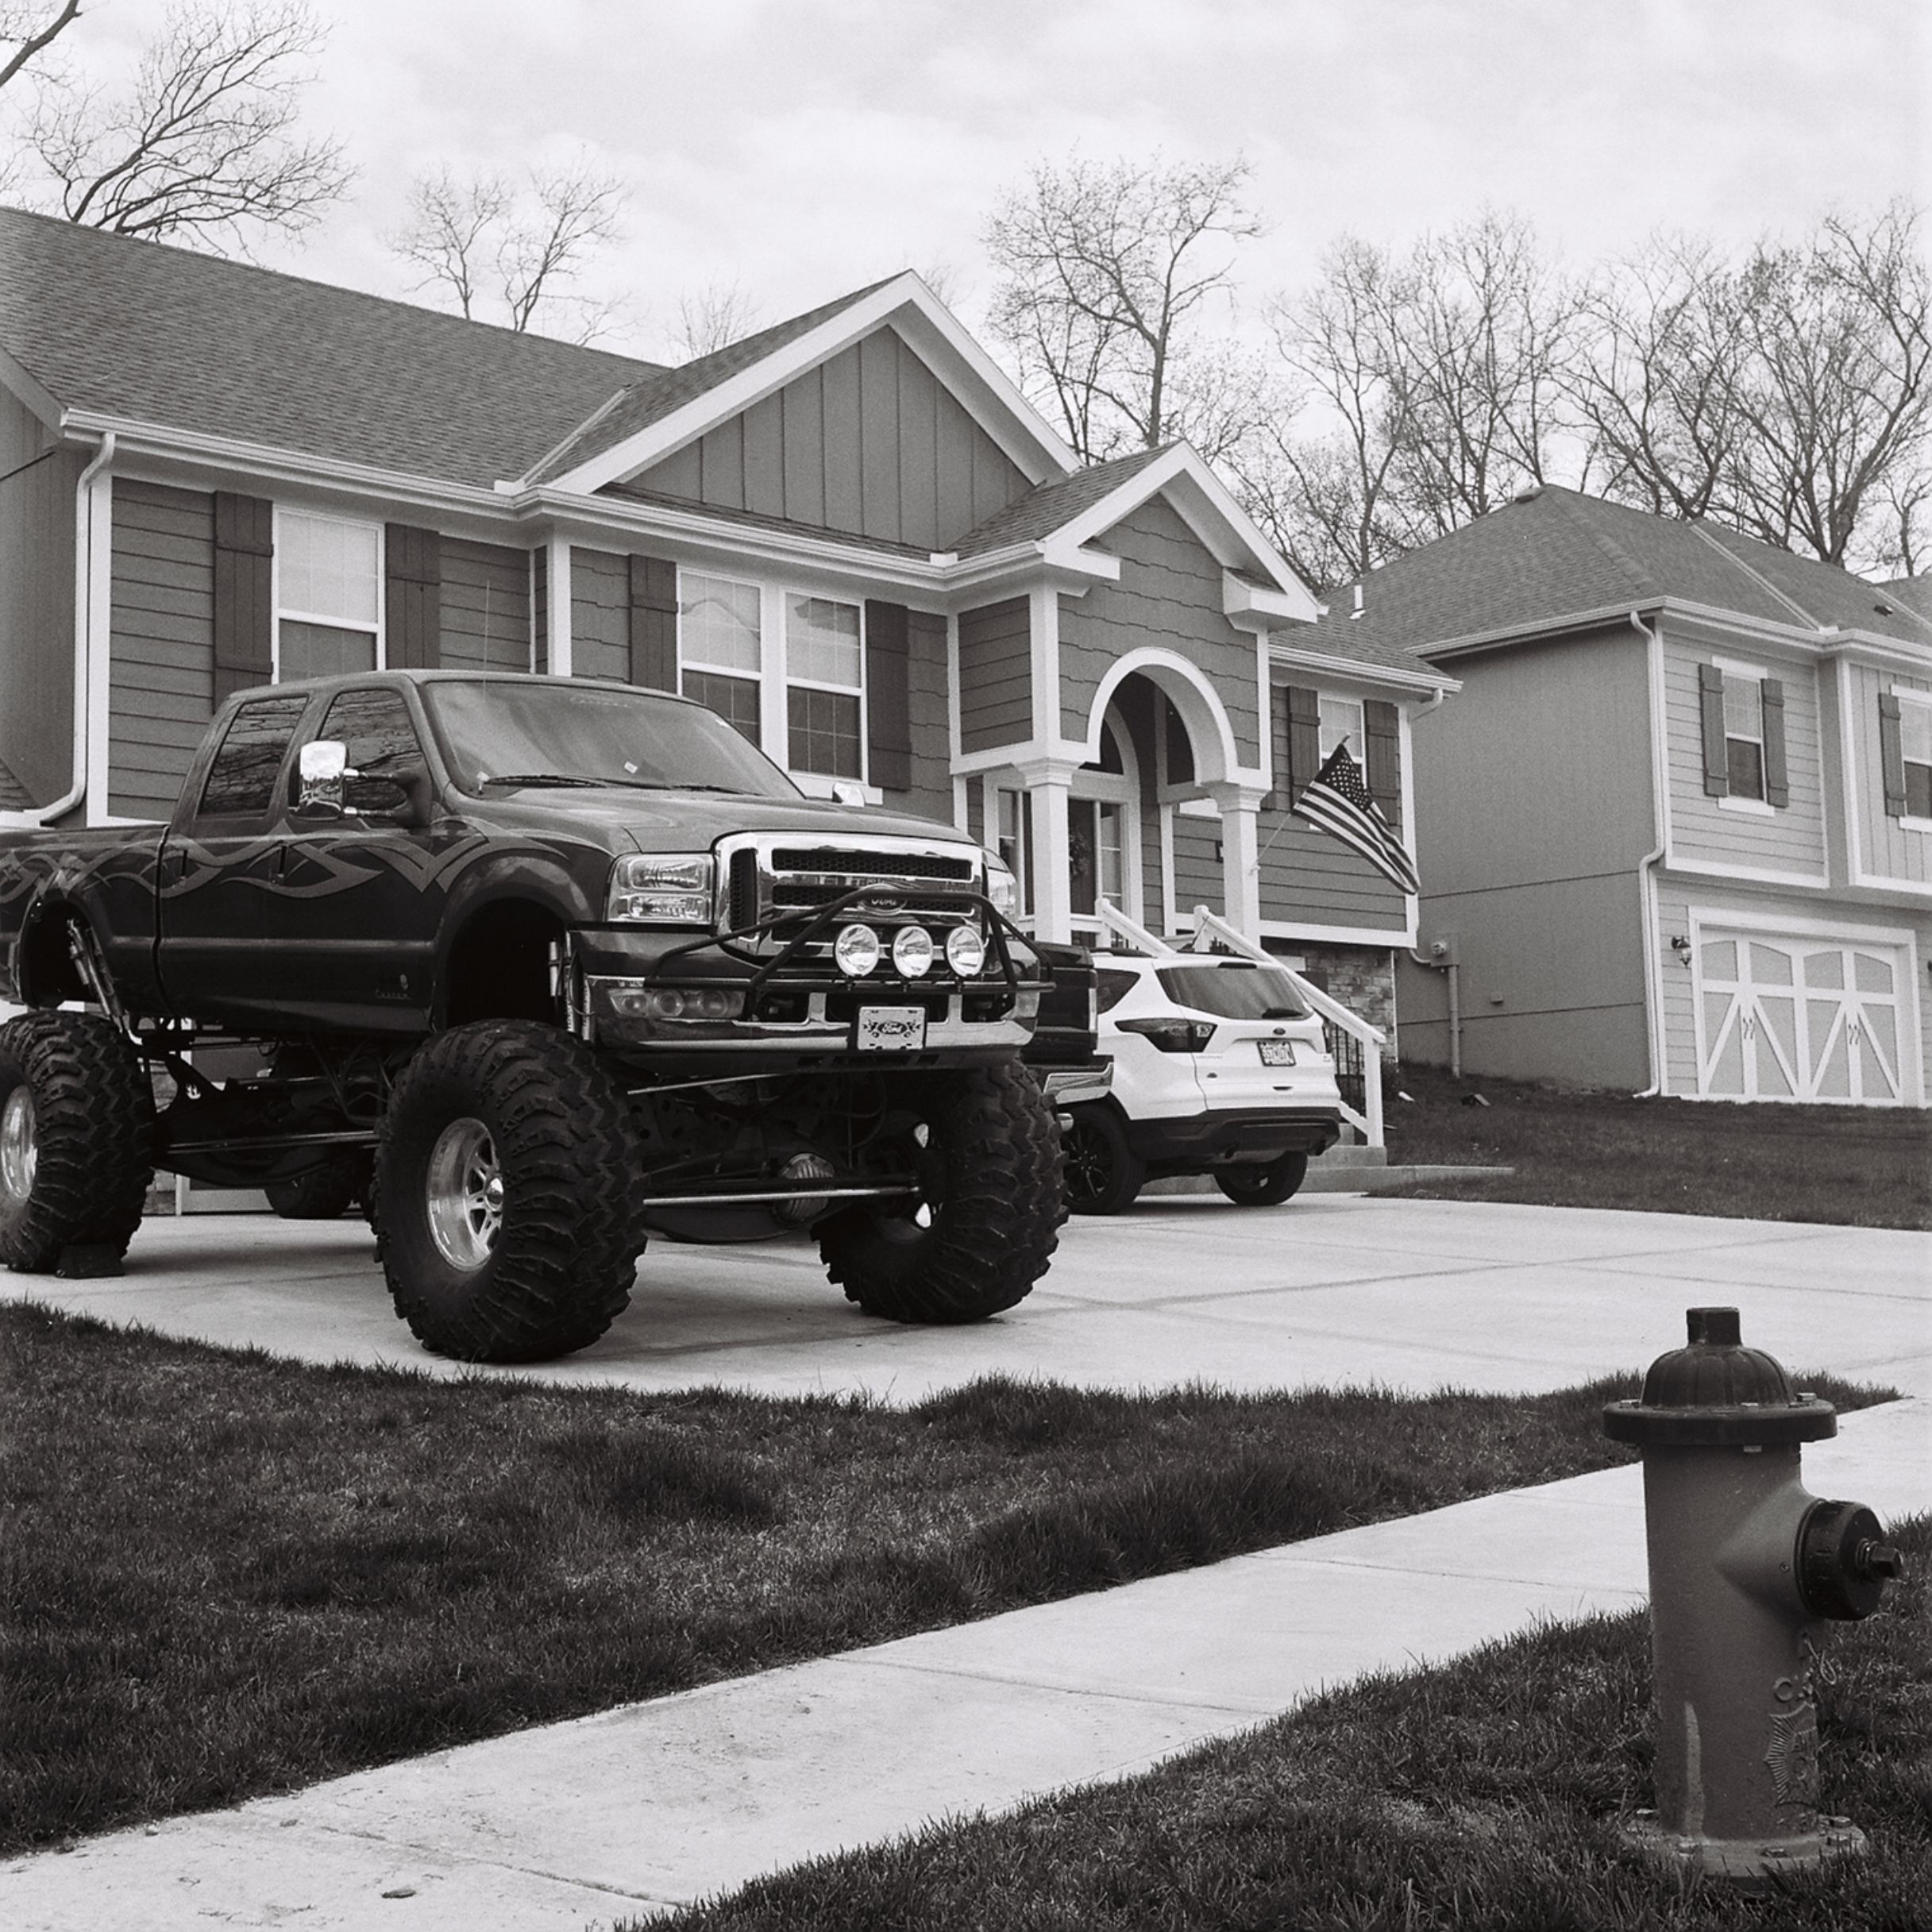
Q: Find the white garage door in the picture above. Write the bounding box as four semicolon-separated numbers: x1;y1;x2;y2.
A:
1693;927;1911;1105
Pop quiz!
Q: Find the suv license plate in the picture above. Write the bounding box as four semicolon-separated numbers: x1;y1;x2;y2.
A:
856;1005;927;1052
1257;1039;1296;1066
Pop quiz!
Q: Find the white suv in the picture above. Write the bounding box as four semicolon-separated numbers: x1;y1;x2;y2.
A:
1062;954;1344;1214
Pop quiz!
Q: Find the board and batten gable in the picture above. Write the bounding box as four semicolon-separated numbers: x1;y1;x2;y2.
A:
0;385;82;806
1663;620;1827;882
1841;658;1932;888
619;330;1031;552
957;596;1032;754
440;538;530;673
108;477;216;821
1395;622;1656;1086
1057;496;1261;766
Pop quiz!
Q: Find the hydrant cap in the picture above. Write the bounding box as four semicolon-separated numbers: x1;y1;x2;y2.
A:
1602;1306;1838;1447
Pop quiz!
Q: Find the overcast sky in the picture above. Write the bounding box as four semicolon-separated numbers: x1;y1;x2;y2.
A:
45;0;1932;362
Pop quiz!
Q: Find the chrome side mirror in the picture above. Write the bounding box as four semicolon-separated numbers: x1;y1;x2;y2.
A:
296;739;349;817
831;781;867;808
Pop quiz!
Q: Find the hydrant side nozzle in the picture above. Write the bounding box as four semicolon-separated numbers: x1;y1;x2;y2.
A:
1796;1498;1902;1621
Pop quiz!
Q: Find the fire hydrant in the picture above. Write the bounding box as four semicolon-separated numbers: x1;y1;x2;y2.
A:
1604;1305;1904;1883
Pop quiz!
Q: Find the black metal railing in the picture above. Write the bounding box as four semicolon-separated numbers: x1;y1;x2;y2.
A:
1324;1019;1367;1118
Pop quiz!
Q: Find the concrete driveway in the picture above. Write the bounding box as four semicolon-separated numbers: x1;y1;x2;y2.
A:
6;1193;1926;1401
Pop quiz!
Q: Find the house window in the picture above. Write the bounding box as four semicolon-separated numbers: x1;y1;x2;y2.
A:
996;786;1033;916
1069;799;1123;918
786;593;862;778
1899;696;1932;820
1724;674;1767;800
277;511;379;680
1319;695;1364;763
679;573;762;745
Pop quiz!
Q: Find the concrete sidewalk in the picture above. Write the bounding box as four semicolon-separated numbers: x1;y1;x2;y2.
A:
3;1399;1924;1931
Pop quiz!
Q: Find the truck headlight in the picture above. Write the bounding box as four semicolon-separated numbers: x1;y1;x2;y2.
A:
985;856;1018;917
607;854;715;924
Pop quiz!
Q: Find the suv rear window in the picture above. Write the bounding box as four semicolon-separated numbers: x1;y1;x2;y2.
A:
1095;968;1140;1013
1155;962;1309;1020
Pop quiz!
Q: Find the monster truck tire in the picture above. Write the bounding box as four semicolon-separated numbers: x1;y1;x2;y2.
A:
0;1011;155;1272
374;1021;644;1362
817;1060;1061;1324
266;1151;371;1221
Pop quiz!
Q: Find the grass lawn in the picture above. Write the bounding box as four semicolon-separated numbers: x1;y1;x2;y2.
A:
1378;1063;1932;1228
650;1517;1930;1932
0;1301;1898;1857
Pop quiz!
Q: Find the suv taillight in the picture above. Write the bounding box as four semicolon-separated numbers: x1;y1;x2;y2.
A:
1116;1016;1217;1054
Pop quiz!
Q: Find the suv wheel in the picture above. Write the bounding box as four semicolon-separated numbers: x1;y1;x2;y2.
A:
0;1011;154;1271
818;1062;1061;1321
374;1021;643;1361
1060;1103;1145;1217
1213;1151;1309;1207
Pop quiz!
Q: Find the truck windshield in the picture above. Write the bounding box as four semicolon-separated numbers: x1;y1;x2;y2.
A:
422;681;800;801
1155;962;1311;1020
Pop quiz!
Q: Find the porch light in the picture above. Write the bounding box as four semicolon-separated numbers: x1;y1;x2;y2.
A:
835;924;881;977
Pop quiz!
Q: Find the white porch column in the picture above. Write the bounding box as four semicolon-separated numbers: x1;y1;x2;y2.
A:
1206;781;1267;943
1013;755;1079;944
546;534;573;677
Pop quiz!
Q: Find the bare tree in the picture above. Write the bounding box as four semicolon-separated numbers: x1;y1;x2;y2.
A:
1250;214;1574;588
0;0;79;93
17;0;349;246
669;279;765;360
390;158;629;341
983;152;1266;461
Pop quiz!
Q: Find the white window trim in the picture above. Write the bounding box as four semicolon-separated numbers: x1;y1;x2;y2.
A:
781;588;868;787
1718;794;1777;817
272;506;384;679
1710;651;1772;807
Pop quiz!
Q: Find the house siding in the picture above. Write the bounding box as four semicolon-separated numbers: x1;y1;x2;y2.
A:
1257;825;1409;931
628;329;1030;551
1170;813;1223;920
108;478;214;820
1845;659;1932;886
440;538;530;671
1664;626;1828;879
897;606;953;823
0;389;80;807
570;546;630;682
958;596;1032;753
1057;498;1260;768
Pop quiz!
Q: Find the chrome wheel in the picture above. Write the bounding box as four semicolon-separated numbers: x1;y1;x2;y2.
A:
0;1086;36;1210
425;1116;502;1270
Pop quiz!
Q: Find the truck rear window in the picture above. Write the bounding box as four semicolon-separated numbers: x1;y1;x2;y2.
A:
1154;962;1310;1020
423;681;800;801
198;695;310;818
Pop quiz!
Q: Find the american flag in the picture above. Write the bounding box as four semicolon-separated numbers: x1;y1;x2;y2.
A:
1290;743;1421;896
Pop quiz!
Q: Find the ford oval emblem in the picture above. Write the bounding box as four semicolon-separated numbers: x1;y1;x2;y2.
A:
860;892;905;913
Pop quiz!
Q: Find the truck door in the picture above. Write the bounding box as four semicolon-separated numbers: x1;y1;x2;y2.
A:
157;692;311;1026
266;685;439;1032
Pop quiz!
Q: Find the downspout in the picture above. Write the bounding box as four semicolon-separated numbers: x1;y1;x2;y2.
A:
22;431;114;827
1629;609;1669;1097
1404;682;1455;1072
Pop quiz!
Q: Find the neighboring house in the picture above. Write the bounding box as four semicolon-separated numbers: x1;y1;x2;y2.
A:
0;206;1449;1032
1301;484;1932;1107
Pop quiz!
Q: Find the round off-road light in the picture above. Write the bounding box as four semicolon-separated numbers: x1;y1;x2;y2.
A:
835;923;881;977
944;926;986;976
891;926;934;978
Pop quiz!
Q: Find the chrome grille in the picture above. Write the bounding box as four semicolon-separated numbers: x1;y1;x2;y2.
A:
715;831;988;954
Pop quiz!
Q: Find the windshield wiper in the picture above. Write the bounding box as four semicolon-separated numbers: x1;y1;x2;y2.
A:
481;773;606;789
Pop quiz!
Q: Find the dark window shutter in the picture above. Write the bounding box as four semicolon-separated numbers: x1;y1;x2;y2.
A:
627;555;678;691
1364;699;1402;828
864;600;912;792
1699;662;1729;796
1879;692;1907;817
1286;685;1321;797
384;524;442;671
212;492;272;702
1760;677;1788;808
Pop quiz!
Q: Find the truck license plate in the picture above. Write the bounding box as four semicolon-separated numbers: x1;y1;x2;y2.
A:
856;1005;927;1051
1257;1039;1296;1066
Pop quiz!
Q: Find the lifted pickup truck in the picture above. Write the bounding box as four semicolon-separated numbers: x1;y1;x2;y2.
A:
0;671;1074;1361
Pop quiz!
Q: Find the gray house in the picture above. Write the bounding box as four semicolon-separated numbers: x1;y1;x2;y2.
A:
0;206;1452;1035
1301;486;1932;1107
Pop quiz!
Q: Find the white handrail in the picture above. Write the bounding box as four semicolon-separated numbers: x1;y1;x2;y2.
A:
1189;905;1385;1149
1093;897;1179;957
